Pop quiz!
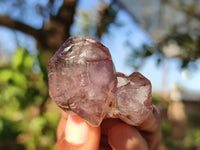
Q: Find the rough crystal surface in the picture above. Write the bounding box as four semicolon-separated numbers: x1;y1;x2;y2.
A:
48;36;152;127
115;72;152;126
48;36;116;126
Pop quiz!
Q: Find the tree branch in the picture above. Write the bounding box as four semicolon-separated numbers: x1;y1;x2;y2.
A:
0;0;77;52
0;15;40;39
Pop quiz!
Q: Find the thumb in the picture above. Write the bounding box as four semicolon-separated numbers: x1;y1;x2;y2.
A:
56;114;101;150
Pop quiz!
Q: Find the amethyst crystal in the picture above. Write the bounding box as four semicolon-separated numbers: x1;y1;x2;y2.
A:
48;36;152;127
115;72;152;126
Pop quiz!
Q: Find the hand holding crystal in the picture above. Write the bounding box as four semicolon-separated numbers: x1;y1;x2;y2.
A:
47;36;162;150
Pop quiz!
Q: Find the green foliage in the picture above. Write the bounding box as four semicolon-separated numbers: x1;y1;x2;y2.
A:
125;43;163;70
183;129;200;148
152;94;163;105
161;119;185;150
159;33;200;68
153;93;200;150
188;111;200;127
0;48;60;150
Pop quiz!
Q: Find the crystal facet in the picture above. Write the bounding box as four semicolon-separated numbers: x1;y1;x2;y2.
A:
48;36;152;127
48;36;116;126
115;72;152;126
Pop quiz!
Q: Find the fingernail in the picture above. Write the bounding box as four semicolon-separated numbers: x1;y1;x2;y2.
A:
65;115;89;145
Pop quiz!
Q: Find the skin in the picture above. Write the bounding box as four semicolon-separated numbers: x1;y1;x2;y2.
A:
56;105;161;150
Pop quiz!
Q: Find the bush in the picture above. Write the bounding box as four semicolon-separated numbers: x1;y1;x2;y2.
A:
0;48;60;150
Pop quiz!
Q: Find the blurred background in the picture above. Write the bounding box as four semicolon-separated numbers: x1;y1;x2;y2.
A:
0;0;200;149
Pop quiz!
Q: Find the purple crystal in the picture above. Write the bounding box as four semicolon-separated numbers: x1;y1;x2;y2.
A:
48;36;152;127
48;36;116;126
114;72;152;126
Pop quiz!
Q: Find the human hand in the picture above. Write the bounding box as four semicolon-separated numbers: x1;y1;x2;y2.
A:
55;105;161;150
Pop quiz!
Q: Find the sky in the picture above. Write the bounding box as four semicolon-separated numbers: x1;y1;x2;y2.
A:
0;0;200;93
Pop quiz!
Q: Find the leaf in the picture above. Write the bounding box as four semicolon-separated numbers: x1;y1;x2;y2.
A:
0;69;13;82
29;116;46;132
2;85;25;105
13;71;27;89
11;48;25;69
24;55;35;69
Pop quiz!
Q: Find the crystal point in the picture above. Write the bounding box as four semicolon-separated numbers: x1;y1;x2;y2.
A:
115;72;152;126
48;36;153;127
48;36;116;126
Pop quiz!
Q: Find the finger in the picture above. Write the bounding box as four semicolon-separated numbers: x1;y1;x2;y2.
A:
138;105;161;132
137;105;162;150
57;111;68;141
56;114;101;150
100;118;122;149
108;123;148;150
